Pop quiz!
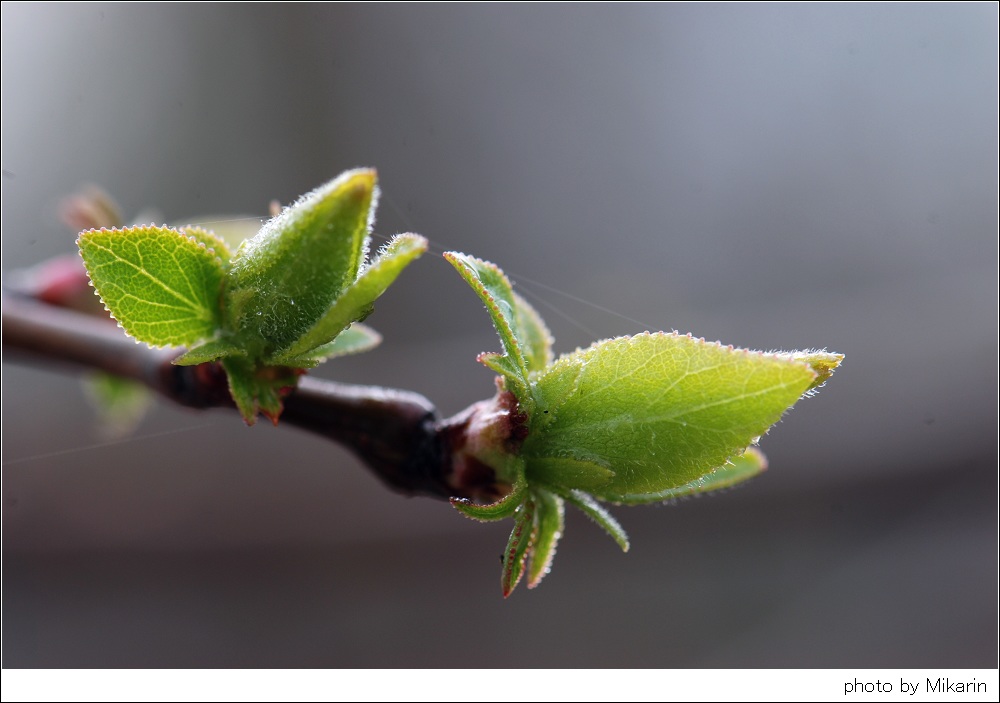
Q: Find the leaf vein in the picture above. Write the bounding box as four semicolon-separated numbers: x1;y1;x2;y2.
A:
88;240;206;314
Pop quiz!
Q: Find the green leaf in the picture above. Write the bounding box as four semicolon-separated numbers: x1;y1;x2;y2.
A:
528;456;615;492
277;323;382;368
78;225;225;348
514;293;553;374
82;373;152;438
221;356;298;426
523;332;834;500
527;488;564;589
178;216;261;252
178;226;232;264
172;338;244;366
528;358;581;433
561;489;630;552
614;446;768;505
451;469;528;522
444;252;531;402
271;233;427;363
223;169;376;357
501;501;536;598
222;356;258;424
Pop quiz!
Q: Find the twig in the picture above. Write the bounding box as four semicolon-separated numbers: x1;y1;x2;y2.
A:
3;291;490;501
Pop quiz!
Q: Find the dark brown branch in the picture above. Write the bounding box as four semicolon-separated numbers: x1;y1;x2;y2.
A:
2;292;494;501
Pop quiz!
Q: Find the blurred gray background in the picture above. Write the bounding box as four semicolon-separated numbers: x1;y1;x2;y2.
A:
2;4;996;667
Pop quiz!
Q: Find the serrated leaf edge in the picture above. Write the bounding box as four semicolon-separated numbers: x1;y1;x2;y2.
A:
77;225;227;349
501;500;536;598
444;252;530;390
558;488;630;553
451;467;528;522
526;488;564;589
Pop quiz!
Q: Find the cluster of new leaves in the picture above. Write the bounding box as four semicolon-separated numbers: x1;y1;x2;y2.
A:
78;170;427;423
444;253;842;596
74;169;842;598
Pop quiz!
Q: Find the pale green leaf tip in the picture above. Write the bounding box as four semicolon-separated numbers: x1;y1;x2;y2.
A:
305;168;378;227
236;167;378;274
756;349;844;394
384;232;428;252
789;350;844;392
301;168;378;209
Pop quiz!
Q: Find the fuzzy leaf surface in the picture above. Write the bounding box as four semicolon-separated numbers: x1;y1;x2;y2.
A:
172;338;244;366
272;233;426;362
278;324;382;368
501;501;536;598
527;489;564;589
562;489;630;552
178;217;260;252
221;356;298;426
178;226;232;264
513;292;553;374
794;350;845;391
450;468;528;522
524;332;834;499
444;252;531;401
78;226;225;348
614;447;768;505
224;169;376;358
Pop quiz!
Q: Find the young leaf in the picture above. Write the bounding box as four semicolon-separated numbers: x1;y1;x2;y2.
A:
78;225;225;348
501;501;536;598
172;338;244;366
270;233;427;363
561;489;630;552
82;373;152;438
444;252;531;402
793;350;845;392
220;356;298;426
528;456;615;492
177;217;261;252
178;225;232;264
614;446;768;505
451;467;528;522
513;292;553;374
527;488;564;589
277;323;382;368
523;332;836;500
221;356;259;424
528;358;581;433
224;169;376;357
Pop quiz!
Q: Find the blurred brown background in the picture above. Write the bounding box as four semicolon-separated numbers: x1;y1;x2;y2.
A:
2;4;996;667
